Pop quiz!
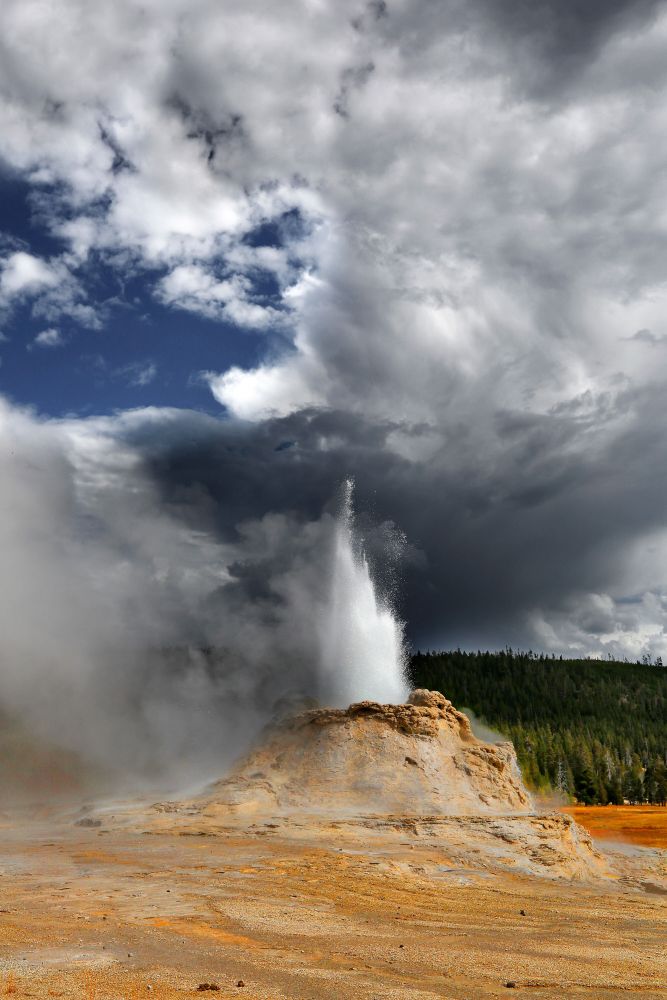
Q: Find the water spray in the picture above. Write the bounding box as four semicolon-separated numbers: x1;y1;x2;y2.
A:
318;479;408;706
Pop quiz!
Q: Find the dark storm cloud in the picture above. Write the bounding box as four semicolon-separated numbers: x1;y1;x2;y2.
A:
114;382;667;656
481;0;660;54
376;0;664;102
474;0;663;96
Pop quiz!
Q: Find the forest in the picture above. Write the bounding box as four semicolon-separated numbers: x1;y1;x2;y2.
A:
408;649;667;805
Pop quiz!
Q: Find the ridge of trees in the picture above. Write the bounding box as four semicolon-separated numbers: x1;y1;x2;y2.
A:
408;649;667;805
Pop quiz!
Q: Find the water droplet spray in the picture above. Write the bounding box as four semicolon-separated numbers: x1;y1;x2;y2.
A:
318;479;408;705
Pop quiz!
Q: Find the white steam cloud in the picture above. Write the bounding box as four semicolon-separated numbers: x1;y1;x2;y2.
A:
0;398;406;788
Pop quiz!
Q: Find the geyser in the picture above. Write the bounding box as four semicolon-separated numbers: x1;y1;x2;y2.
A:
318;480;408;706
195;689;531;819
0;400;410;786
119;689;605;882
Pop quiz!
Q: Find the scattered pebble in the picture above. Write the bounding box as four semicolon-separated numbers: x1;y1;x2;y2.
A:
236;982;245;988
520;909;526;916
505;982;517;989
196;985;220;992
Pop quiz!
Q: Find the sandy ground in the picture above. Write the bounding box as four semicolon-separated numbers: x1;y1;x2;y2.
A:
0;805;665;1000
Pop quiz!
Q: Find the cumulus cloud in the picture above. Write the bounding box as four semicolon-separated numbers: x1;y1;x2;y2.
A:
0;251;59;301
208;357;323;420
157;265;283;328
32;327;64;349
2;0;665;384
0;249;100;328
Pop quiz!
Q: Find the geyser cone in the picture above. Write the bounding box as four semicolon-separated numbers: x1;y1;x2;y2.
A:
140;689;603;881
202;689;531;818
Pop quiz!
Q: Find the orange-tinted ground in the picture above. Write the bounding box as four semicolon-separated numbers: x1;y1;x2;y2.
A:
0;810;665;999
561;805;667;849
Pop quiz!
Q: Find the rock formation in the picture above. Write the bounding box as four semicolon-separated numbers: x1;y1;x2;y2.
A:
191;689;532;818
141;690;607;879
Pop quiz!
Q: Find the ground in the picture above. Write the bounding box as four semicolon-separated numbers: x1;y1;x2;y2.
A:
0;805;665;999
562;806;667;850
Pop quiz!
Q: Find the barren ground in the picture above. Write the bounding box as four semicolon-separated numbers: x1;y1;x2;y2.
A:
0;805;665;999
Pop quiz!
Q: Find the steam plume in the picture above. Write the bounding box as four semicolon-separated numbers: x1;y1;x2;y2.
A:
0;399;407;790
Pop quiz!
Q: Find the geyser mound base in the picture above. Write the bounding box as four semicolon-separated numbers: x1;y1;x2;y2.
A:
143;690;606;880
200;689;531;818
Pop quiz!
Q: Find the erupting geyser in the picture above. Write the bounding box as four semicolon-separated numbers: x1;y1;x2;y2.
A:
318;479;408;707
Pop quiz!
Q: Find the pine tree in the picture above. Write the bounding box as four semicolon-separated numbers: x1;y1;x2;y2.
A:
556;758;570;797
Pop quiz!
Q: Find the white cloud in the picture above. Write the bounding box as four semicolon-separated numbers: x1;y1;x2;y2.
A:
4;0;659;425
0;252;59;302
529;589;667;663
114;360;157;387
0;250;100;328
207;356;322;420
32;327;64;349
157;264;282;329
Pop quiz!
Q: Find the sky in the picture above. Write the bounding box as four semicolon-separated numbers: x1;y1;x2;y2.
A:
2;0;667;748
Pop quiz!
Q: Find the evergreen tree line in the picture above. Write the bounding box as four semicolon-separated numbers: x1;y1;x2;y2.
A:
408;649;667;805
